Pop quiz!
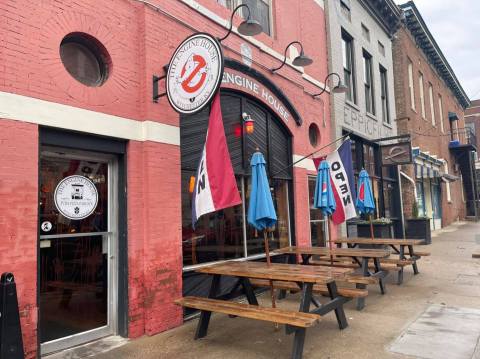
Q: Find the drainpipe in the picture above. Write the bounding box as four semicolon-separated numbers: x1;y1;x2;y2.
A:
400;171;418;199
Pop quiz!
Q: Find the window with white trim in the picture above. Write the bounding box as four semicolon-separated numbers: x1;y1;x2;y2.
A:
218;0;272;36
363;50;375;115
429;83;435;126
342;30;356;104
419;72;426;118
408;60;415;111
438;95;444;133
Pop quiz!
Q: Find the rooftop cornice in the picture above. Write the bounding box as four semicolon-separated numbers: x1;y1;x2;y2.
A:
399;1;470;109
359;0;402;36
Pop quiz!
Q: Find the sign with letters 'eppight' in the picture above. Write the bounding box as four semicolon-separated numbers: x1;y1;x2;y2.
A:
166;33;224;114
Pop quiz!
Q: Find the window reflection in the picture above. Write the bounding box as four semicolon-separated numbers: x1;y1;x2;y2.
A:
245;178;290;255
308;177;326;246
181;171;244;266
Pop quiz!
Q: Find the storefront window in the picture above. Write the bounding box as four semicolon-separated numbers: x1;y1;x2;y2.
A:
245;179;290;255
180;91;292;267
346;134;399;221
416;182;425;216
308;176;326;246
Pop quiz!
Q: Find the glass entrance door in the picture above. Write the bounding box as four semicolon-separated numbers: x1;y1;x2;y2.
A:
39;149;117;354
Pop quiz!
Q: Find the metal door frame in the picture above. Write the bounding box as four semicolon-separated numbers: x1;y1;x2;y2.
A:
39;147;119;355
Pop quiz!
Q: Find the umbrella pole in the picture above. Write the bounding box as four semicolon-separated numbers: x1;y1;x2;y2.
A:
327;216;333;265
369;214;375;240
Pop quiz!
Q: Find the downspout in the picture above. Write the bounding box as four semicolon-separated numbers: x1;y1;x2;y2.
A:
400;171;418;199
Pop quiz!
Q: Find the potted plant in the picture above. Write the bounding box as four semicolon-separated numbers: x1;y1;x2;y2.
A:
406;202;431;245
356;217;394;238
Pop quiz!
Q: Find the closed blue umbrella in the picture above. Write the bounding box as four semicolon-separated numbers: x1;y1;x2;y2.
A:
314;160;336;215
356;169;376;239
247;152;277;232
313;160;336;261
247;151;278;311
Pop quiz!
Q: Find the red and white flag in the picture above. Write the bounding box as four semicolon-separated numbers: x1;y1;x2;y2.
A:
192;93;242;227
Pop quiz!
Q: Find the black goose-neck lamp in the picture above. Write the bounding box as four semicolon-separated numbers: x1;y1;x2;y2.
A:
312;72;348;97
271;41;313;72
219;4;263;42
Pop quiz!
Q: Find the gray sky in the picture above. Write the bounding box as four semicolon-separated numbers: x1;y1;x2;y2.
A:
395;0;480;100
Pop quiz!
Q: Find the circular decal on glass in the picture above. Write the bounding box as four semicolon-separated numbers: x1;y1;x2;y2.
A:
54;175;98;220
41;221;52;232
166;33;224;114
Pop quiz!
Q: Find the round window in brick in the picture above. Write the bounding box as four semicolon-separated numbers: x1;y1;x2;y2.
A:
309;123;320;147
60;33;111;87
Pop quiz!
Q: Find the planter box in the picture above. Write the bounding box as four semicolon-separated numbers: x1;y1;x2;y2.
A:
406;218;431;245
357;223;393;239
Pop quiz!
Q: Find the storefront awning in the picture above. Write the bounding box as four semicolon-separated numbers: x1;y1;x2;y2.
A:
440;173;459;182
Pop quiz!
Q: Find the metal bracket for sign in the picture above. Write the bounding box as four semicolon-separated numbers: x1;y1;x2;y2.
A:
371;134;411;143
152;64;169;103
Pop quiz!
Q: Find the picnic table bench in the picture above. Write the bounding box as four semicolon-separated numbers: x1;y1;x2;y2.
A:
274;246;390;310
175;261;351;359
333;238;429;285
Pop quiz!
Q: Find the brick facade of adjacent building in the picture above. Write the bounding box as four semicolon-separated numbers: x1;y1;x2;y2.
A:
393;24;467;227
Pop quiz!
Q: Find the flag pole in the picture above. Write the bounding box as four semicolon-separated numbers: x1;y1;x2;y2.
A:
271;132;352;177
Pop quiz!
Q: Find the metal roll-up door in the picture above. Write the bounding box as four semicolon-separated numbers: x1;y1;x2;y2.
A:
268;116;291;179
180;93;243;174
244;99;268;173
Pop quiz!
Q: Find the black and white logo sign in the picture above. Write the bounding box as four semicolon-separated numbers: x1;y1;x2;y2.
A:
166;33;224;114
54;175;98;220
41;221;52;232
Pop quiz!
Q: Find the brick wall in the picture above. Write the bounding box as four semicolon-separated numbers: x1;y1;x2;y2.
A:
393;26;466;226
0;0;331;356
0;120;38;359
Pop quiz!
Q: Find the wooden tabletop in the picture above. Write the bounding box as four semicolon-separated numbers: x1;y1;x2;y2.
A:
333;237;424;246
196;261;353;284
274;246;390;259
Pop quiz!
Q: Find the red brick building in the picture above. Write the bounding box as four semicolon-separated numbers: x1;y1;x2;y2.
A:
0;0;333;356
394;2;475;231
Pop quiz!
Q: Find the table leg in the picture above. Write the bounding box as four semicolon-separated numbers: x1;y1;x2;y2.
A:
373;258;386;294
356;258;369;310
289;282;313;358
195;274;221;339
397;245;405;285
241;278;259;305
291;328;306;359
408;245;419;274
327;281;348;329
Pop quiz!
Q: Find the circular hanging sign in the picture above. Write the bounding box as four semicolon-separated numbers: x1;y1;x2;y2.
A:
54;175;98;220
166;33;224;114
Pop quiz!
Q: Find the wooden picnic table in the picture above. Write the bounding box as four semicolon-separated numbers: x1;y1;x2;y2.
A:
333;238;427;284
177;261;352;359
275;246;391;310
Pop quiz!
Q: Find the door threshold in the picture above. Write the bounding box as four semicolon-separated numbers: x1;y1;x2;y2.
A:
42;336;128;359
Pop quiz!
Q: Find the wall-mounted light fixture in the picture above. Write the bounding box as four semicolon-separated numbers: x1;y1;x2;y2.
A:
312;72;348;98
271;41;313;72
243;112;255;134
219;4;263;42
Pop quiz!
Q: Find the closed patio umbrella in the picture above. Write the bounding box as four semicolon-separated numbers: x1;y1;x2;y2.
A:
247;151;277;310
313;160;336;263
356;169;376;240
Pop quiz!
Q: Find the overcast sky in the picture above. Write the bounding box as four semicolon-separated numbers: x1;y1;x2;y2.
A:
395;0;480;100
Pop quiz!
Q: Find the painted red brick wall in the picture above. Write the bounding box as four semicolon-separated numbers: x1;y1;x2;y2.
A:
0;120;38;359
393;26;466;226
0;0;330;356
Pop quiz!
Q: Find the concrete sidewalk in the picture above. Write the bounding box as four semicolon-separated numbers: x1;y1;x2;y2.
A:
86;221;480;358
